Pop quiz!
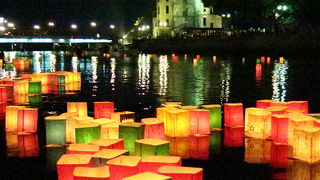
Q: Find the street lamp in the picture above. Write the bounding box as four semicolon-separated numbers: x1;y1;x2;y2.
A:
0;26;5;31
48;22;55;27
33;25;40;30
91;22;97;27
110;24;115;29
71;24;77;29
7;23;14;28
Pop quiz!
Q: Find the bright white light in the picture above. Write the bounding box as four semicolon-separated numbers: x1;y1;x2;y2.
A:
7;23;14;28
96;34;100;38
48;22;55;27
222;14;226;17
4;20;7;23
122;35;127;39
33;25;40;30
277;5;282;10
146;25;150;29
110;24;115;29
71;24;77;29
138;27;142;31
163;22;167;26
0;17;4;23
282;5;288;11
227;13;231;18
142;25;146;31
91;22;97;27
275;13;280;18
0;26;5;31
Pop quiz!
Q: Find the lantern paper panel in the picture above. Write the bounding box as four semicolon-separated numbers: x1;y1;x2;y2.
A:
67;102;88;117
45;116;66;145
18;134;39;157
224;103;244;127
73;166;110;180
75;122;101;144
13;94;29;105
293;127;320;163
28;81;41;94
17;108;38;133
106;156;141;180
288;101;308;114
270;102;290;107
119;122;144;155
180;106;197;110
267;106;288;115
140;156;182;173
94;102;114;119
245;137;271;164
89;139;124;150
189;135;210;160
101;122;119;139
0;87;7;102
67;144;99;154
5;106;26;132
167;136;190;159
46;147;66;171
288;112;315;145
202;104;222;130
0;84;14;101
15;80;29;94
92;149;129;167
158;166;203;180
111;111;135;123
156;107;178;122
270;143;288;168
56;154;92;180
223;127;244;147
123;172;172;180
165;109;190;137
287;160;320;180
256;100;274;109
67;116;94;144
141;118;166;140
271;114;289;144
189;109;210;135
134;138;170;158
245;108;272;139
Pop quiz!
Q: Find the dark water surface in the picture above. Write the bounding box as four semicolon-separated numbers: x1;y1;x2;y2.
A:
0;51;319;180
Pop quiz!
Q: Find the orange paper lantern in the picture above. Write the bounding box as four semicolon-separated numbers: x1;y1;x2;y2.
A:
106;156;141;180
67;102;88;117
288;112;315;145
100;122;119;139
224;103;244;127
165;109;190;137
158;166;203;180
123;172;171;180
89;139;124;150
180;106;197;110
189;135;210;160
256;99;274;109
288;101;308;114
270;101;290;107
267;106;288;115
0;84;13;101
94;102;114;119
5;106;26;132
162;102;182;108
189;109;210;135
92;149;129;167
244;137;271;164
67;144;99;154
15;80;29;94
245;108;272;139
223;127;244;147
0;86;7;102
57;154;92;180
140;156;182;173
271;114;289;144
73;166;110;180
141;118;166;140
17;108;38;133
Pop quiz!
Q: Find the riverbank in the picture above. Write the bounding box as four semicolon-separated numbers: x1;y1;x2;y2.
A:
133;33;320;56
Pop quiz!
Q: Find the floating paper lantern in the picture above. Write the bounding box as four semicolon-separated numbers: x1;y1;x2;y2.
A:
270;101;290;107
202;104;222;130
57;154;92;180
94;102;114;119
15;80;29;94
156;107;177;122
180;106;197;110
67;144;99;154
287;160;320;180
13;94;28;105
165;109;190;137
288;101;308;114
45;116;66;145
140;156;181;173
134;138;169;158
89;139;124;150
28;81;41;94
111;111;135;123
119;122;144;155
100;122;119;139
0;84;14;101
73;166;110;180
267;106;288;115
256;99;274;109
245;108;272;139
92;149;129;167
66;116;93;143
17;108;38;133
46;147;66;171
18;133;39;157
167;136;189;159
223;127;244;147
106;156;141;180
244;137;271;164
162;102;182;108
158;166;203;180
75;122;101;144
293;126;320;163
224;103;244;127
189;109;210;135
141;118;166;140
271;114;289;144
0;87;7;102
123;172;172;180
270;143;288;168
288;112;315;145
189;135;210;160
67;102;88;117
5;106;26;132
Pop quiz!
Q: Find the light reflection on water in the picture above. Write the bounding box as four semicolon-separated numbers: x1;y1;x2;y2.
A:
272;62;288;102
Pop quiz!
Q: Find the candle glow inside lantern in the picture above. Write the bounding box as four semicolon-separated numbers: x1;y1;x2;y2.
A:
111;111;135;123
140;156;181;173
141;118;166;140
16;80;29;94
67;144;100;154
123;172;172;180
158;166;203;180
18;133;39;157
73;166;110;180
224;103;244;127
119;122;144;155
202;104;222;130
256;100;274;109
17;108;38;133
100;122;119;139
89;139;124;150
57;154;92;180
270;142;288;168
271;114;289;144
28;81;41;94
134;138;170;158
156;107;177;122
245;108;272;139
189;109;210;135
94;102;114;119
165;109;190;137
67;102;88;117
288;112;315;145
245;137;271;164
92;149;129;167
293;126;320;163
75;122;101;144
223;127;244;147
0;84;14;101
5;106;26;132
288;101;308;114
106;156;141;180
167;136;190;159
189;135;210;160
45;116;66;145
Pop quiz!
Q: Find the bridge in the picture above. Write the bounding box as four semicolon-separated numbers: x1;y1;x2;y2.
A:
0;37;112;44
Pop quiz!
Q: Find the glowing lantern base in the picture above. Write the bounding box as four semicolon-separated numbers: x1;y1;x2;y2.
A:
123;172;172;180
270;143;288;168
158;166;203;180
140;156;182;173
167;136;190;159
271;114;289;144
134;138;170;158
57;154;92;180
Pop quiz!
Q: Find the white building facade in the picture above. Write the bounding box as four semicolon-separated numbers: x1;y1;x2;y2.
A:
153;0;222;38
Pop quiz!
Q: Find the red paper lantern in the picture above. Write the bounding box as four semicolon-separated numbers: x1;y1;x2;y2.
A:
224;127;244;147
106;156;141;180
270;102;290;107
189;135;210;160
256;99;274;109
17;108;38;133
189;109;210;135
73;166;110;180
67;144;100;154
57;154;92;180
18;134;39;157
158;166;203;180
224;103;244;127
288;101;308;114
89;139;124;150
0;87;7;102
270;142;288;168
94;102;114;119
267;106;288;115
271;114;289;144
140;156;182;173
141;118;166;140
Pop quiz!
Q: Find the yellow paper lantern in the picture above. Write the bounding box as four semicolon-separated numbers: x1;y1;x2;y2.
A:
93;118;117;139
287;160;320;180
245;137;271;164
165;109;190;137
245;108;272;139
73;166;110;180
67;102;88;117
67;116;94;144
288;112;315;145
6;132;18;157
140;156;182;173
5;106;26;132
157;166;203;180
156;107;178;122
13;94;29;105
15;80;29;94
106;156;141;180
111;111;135;123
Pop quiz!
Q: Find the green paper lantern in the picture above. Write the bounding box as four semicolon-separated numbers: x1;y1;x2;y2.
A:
202;104;222;130
119;122;144;155
45;116;66;145
75;122;101;144
134;138;169;158
46;146;66;171
28;81;41;94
